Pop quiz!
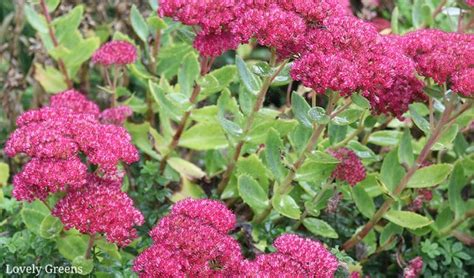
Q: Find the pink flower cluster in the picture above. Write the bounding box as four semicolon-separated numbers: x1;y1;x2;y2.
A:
252;234;339;277
451;68;474;97
133;199;244;277
12;157;87;202
99;106;133;127
6;90;142;246
393;29;474;97
409;189;433;211
328;148;366;186
159;0;241;57
6;90;137;186
133;199;339;277
403;256;423;278
159;0;349;58
292;16;426;118
159;0;428;117
92;41;137;66
53;175;144;246
466;0;474;7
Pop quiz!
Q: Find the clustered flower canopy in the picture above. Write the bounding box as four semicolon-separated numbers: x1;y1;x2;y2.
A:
160;0;473;118
6;90;143;246
133;199;339;277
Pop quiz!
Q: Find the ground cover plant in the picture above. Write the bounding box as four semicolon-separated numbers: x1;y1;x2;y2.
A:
0;0;473;277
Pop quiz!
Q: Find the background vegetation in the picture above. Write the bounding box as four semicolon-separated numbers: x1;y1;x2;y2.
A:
0;0;473;277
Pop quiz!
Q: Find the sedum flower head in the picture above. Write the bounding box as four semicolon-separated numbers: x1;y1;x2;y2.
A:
99;106;133;126
159;0;236;33
328;148;366;186
134;199;339;277
12;157;87;202
7;90;142;246
396;29;474;86
292;16;426;118
92;41;137;66
253;234;339;277
6;90;139;201
135;198;243;277
53;175;144;246
403;256;423;278
278;0;348;23
132;243;190;277
193;30;241;58
50;89;100;116
451;68;473;97
167;198;236;233
232;4;307;57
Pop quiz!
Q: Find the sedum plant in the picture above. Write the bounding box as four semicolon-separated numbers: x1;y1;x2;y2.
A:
0;0;473;276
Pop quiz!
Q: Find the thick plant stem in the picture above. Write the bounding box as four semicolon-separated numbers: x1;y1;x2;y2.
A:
253;93;340;224
280;124;326;195
111;65;119;107
159;57;214;173
159;84;201;173
216;61;288;194
85;234;96;260
278;94;342;195
146;31;161;127
253;124;325;224
39;0;73;89
149;30;161;75
342;97;459;251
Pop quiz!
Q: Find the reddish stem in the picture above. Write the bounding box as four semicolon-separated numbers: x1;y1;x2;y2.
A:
38;0;73;89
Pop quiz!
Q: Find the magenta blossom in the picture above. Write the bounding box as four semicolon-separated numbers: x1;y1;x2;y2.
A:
328;148;366;186
6;90;139;198
134;199;244;277
50;89;100;116
395;29;474;86
99;106;133;126
134;199;339;277
12;157;87;202
53;175;144;246
6;108;138;177
92;41;137;66
451;68;473;97
231;4;307;58
166;198;236;234
403;256;423;278
252;234;339;277
159;0;240;57
292;16;426;118
278;0;348;23
193;30;241;58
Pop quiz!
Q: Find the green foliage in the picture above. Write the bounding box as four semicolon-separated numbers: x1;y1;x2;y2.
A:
238;175;269;212
383;210;433;229
1;1;473;277
303;218;339;239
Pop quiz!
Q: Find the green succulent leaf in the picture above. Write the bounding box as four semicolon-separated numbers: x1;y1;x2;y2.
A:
384;210;433;229
292;93;312;128
272;194;301;220
130;5;150;42
39;215;63;239
56;234;89;261
303;218;339;239
238;175;269;212
236;56;261;95
407;164;453;188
